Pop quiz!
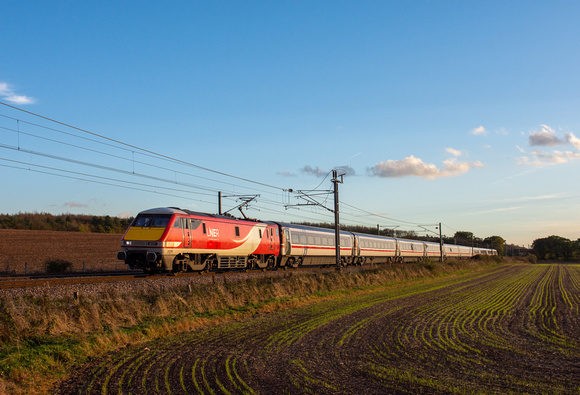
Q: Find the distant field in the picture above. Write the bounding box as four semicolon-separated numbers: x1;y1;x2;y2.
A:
0;230;126;275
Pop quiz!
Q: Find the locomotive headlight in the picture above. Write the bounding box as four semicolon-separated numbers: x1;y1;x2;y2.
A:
122;240;132;246
162;241;182;248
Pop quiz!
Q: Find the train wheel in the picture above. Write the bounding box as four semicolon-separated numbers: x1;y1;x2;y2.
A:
267;255;276;270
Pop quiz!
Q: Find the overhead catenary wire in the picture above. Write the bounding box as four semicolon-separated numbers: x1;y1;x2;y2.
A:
0;157;220;199
340;201;426;227
0;120;282;197
0;161;217;204
0;101;288;192
1;104;328;219
1;102;472;236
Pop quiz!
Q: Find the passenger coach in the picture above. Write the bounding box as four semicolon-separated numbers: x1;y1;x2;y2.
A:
277;223;355;267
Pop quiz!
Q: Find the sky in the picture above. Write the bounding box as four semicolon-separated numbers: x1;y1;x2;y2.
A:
1;1;580;247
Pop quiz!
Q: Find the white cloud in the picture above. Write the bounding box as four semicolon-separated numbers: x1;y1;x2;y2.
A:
369;155;483;179
336;165;356;176
476;206;523;215
529;125;565;147
516;145;526;153
470;126;487;136
65;201;88;208
300;165;355;178
301;165;327;177
519;126;580;167
517;150;580;167
445;147;463;157
4;94;35;105
0;82;9;95
0;81;36;105
498;193;563;203
566;132;580;149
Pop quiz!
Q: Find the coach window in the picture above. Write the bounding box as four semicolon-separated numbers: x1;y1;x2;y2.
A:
292;233;300;243
315;236;321;245
259;229;262;238
235;226;240;237
307;236;314;245
202;223;206;234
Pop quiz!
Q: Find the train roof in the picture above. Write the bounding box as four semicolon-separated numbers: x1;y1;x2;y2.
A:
137;207;268;223
275;222;353;235
351;232;396;241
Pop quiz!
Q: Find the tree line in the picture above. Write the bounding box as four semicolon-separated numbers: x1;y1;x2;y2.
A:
0;212;133;234
532;235;580;261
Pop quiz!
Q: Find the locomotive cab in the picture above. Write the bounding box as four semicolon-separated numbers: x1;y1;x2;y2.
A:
117;209;175;272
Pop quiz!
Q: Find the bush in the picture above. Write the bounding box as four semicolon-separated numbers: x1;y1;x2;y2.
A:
525;254;538;264
420;259;437;271
44;259;72;274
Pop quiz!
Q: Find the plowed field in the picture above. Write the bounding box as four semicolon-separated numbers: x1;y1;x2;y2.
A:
0;230;123;274
56;264;580;394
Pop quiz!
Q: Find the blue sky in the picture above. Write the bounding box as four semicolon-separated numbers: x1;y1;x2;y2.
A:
1;1;579;246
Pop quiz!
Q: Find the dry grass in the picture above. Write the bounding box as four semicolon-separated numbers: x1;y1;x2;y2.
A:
0;230;123;275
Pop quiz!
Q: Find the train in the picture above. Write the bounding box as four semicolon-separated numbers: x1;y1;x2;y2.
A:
117;207;497;273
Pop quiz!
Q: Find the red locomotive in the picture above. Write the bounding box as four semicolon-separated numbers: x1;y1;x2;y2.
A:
117;207;279;273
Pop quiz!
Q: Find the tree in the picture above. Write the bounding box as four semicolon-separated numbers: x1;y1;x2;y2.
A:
483;235;505;256
532;235;574;261
454;231;474;245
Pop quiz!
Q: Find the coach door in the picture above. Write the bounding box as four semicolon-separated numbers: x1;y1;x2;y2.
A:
284;229;292;255
269;228;275;251
183;218;191;248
